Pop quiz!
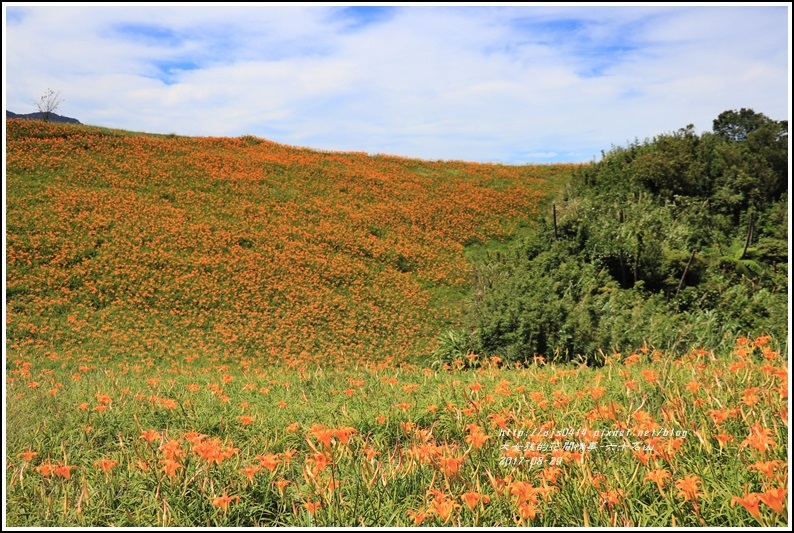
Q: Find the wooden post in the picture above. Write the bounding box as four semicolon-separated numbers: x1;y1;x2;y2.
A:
675;250;696;298
740;213;754;260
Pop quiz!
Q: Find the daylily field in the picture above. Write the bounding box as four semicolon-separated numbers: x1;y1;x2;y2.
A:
4;119;789;527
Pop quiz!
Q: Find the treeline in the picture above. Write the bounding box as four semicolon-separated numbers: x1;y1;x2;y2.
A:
439;109;788;365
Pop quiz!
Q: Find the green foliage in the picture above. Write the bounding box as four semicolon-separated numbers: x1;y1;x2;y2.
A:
431;328;477;368
461;109;788;364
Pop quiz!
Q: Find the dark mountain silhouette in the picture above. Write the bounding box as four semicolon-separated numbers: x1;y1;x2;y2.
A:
6;110;81;124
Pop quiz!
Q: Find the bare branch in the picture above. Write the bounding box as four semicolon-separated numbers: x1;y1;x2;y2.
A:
33;88;64;122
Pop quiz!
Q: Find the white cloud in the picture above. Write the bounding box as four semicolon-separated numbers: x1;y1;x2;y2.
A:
4;4;789;163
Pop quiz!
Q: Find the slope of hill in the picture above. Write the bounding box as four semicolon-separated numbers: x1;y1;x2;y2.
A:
5;119;575;365
6;110;81;124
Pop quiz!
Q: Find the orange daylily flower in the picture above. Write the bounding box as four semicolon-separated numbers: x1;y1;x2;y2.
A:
624;379;639;391
757;487;786;515
753;334;771;347
534;484;555;502
509;481;538;505
303;501;321;515
747;459;785;479
35;463;55;477
193;440;220;463
623;353;641;366
468;382;484;394
465;430;490;449
160;459;182;478
17;451;38;462
140;429;161;443
257;454;281;472
742;424;776;454
632;448;653;467
429;497;458;522
460;491;490;510
600;488;625;507
54;464;75;479
160;440;185;461
307;453;331;477
715;433;734;448
675;474;702;502
731;493;762;521
362;445;380;461
95;393;111;405
641;369;658;384
685;381;701;394
273;479;291;496
332;426;357;445
542;466;563;485
94;458;119;474
742;388;761;407
644;468;671;492
761;347;778;360
212;492;240;512
487;412;509;431
517;501;539;522
183;431;206;444
406;509;428;525
436;455;464;478
310;425;336;448
281;449;297;464
240;465;260;482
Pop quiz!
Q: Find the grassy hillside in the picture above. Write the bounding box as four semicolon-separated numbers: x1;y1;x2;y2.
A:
6;119;574;365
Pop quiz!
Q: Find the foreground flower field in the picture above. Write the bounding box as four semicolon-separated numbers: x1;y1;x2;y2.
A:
5;337;788;526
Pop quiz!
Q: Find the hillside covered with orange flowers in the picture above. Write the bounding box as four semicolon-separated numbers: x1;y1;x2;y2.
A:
6;119;575;365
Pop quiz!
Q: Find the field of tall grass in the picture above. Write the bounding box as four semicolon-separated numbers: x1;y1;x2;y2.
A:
4;119;789;526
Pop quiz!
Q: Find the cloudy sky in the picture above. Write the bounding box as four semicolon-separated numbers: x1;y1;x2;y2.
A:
3;4;790;163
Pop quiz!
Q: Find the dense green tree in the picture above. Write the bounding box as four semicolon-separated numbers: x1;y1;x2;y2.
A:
713;108;784;142
441;109;788;365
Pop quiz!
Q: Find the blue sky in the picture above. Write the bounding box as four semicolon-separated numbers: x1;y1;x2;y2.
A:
3;3;790;164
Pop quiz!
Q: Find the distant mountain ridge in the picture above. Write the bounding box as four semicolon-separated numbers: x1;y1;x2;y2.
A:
6;110;81;124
